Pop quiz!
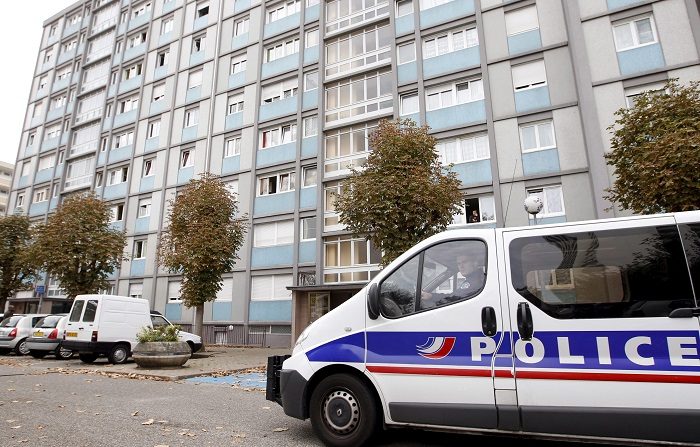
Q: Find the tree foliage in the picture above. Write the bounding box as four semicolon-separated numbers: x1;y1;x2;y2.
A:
605;79;700;214
335;119;463;265
30;195;127;299
0;215;37;310
158;174;247;339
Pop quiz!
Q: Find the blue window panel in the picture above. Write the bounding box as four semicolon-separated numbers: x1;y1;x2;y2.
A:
123;43;146;62
426;100;485;131
251;245;294;268
24;146;36;158
109;221;124;231
35;170;52;184
305;4;320;23
29;201;49;217
131;259;146;276
18;176;29;188
154;65;168;80
103;183;128;200
135;217;150;233
302;90;318;110
235;0;251;13
178;166;194;184
617;44;665;76
46;106;65;122
508;29;541;55
109;145;133;163
257;142;296;167
140;176;154;192
53;164;63;178
420;0;474;29
40;138;59;151
186;86;201;103
212;302;232;321
182;126;198;142
398;62;417;85
150;100;166;116
522;148;561;176
514;86;551;113
165;303;182;321
228;72;245;89
607;0;643;9
264;13;301;39
108;84;117;98
301;137;317;157
189;51;205;67
300;186;316;209
395;14;414;35
222;155;241;174
259;96;298;122
58;49;75;65
225;112;244;130
530;215;567;226
30;116;44;128
103;117;113;132
118;76;142;94
49;198;59;211
129;12;150;30
400;112;421;125
144;137;159;153
232;33;249;50
299;241;316;263
64;23;80;36
66;102;74;114
423;46;480;79
304;46;319;65
449;159;492;186
249;300;292;322
193;15;208;30
52;78;69;92
158;32;174;47
262;54;299;79
254;191;295;216
97;151;106;167
113;109;138;128
112;52;123;66
41;62;53;73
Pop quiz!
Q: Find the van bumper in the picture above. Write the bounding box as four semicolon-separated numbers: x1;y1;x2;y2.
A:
61;340;117;355
266;355;308;420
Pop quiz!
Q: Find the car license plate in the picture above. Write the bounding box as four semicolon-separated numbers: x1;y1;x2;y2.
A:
66;332;78;337
33;331;43;337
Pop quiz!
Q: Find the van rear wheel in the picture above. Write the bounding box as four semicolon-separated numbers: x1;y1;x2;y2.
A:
309;373;380;447
108;344;129;364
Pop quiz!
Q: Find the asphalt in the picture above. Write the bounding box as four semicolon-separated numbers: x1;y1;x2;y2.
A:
0;345;292;381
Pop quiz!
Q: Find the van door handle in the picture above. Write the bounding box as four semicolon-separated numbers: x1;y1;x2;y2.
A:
669;307;700;318
481;307;497;337
517;302;534;341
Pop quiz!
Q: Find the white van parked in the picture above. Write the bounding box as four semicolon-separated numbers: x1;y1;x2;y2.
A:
63;295;202;364
267;211;700;446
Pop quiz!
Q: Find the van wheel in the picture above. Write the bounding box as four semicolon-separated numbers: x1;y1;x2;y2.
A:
30;350;47;359
79;353;98;363
14;339;30;356
108;344;129;364
310;373;380;447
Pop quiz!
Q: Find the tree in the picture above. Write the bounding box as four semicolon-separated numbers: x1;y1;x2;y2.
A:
30;195;127;299
158;174;247;345
0;215;37;311
605;79;700;214
334;119;463;266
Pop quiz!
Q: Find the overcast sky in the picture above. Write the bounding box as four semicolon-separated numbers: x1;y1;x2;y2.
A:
0;0;80;165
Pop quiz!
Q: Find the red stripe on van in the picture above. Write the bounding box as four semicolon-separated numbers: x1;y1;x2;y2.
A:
367;365;512;377
515;370;700;384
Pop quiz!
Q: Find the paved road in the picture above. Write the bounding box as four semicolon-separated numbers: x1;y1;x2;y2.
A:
0;367;605;447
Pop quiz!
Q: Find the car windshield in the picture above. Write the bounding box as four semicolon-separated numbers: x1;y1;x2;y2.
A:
36;315;63;328
0;316;22;327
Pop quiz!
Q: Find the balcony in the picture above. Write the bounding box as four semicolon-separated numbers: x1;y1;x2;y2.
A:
514;86;550;113
64;173;93;191
522;148;561;176
80;75;108;94
423;46;480;79
108;145;133;163
113;109;138;128
508;29;542;56
425;100;485;131
91;17;117;36
135;216;150;233
124;43;146;61
261;54;299;79
325;48;390;81
259;96;298;122
264;13;301;39
251;245;293;268
128;12;151;31
617;43;665;76
256;142;296;167
325;0;389;36
253;191;295;216
74;107;103;125
420;0;474;29
222;155;241;174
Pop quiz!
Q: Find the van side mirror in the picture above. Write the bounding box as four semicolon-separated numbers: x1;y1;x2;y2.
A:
367;283;380;320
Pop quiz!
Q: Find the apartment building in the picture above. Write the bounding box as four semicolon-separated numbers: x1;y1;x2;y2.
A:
9;0;700;345
0;161;14;215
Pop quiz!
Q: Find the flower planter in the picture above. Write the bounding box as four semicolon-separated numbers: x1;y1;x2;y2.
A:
132;341;191;368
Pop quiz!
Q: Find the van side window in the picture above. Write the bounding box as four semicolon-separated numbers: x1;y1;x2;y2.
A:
82;300;99;322
679;223;700;300
509;225;695;319
69;300;85;322
379;240;487;318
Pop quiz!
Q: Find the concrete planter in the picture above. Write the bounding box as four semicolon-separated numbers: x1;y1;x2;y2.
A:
132;341;191;368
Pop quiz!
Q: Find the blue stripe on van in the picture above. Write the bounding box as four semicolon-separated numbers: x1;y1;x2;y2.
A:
306;332;365;363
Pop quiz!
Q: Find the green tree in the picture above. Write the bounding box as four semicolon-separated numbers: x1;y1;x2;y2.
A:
335;119;463;266
605;79;700;214
158;174;247;345
30;195;127;299
0;215;37;311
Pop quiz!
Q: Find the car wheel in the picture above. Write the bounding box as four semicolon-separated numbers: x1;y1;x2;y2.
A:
107;344;129;364
309;373;381;447
187;341;195;354
14;339;30;356
55;346;74;360
29;350;47;359
79;353;98;363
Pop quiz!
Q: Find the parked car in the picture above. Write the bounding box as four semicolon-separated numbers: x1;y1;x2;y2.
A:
0;314;48;355
150;311;203;353
25;314;74;359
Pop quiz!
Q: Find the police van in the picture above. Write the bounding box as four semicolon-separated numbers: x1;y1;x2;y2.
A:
267;211;700;446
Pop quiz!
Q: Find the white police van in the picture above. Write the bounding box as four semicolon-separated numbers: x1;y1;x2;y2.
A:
267;211;700;446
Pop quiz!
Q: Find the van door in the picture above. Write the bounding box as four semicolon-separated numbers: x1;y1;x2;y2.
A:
504;216;700;444
65;297;99;343
365;233;506;430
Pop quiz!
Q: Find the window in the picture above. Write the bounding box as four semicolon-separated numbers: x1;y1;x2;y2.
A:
451;195;496;225
48;24;57;37
143;158;155;177
101;137;108;152
134;240;147;259
613;15;657;51
32;102;43;118
267;0;301;24
258;171;296;195
127;31;147;48
300;217;316;241
161;17;174;34
123;62;143;80
52;183;60;198
65;157;95;189
325;70;393;123
16;193;25;208
192;34;206;52
27;134;35;147
38;154;54;171
129;283;143;300
157;50;169;67
95;171;103;187
113;130;134;148
324;122;376;176
510;225;695;319
325;0;390;33
251;274;293;301
184;108;199;127
56;66;72;81
180;149;194;168
107;166;129;185
400;93;419;115
505;5;539;36
302;166;317;187
425;78;484;111
436;134;489;164
68;13;82;26
526;185;564;218
234;17;249;36
231;54;247;74
20;162;31;178
132;2;152;18
253;220;294;247
147;120;161;139
324;235;376;283
52;94;67;109
227;94;244;114
188;69;203;89
325;24;392;77
110;203;125;222
303;116;317;137
423;27;478;59
167;281;181;302
118;96;139;114
324;180;344;229
225;136;241;157
512;60;547;91
261;123;297;148
304;71;318;91
305;29;319;47
45;123;62;140
624;82;666;108
397;42;415;64
420;0;452;9
261;78;298;103
62;39;77;53
38;76;48;91
225;180;239;196
197;2;209;18
137;198;151;217
519;121;555;152
33;188;48;203
265;37;300;62
396;0;413;16
44;48;54;64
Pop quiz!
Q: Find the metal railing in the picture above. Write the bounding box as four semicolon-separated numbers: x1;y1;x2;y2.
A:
178;324;267;347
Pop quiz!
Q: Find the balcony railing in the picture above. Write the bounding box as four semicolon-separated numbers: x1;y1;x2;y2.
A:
325;0;389;36
74;107;103;124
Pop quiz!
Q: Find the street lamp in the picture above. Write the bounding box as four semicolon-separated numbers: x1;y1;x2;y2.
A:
524;194;544;225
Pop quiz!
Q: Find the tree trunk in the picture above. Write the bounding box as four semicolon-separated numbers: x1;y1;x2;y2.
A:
194;303;205;352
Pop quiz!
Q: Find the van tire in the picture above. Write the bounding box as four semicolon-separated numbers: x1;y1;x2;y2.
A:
309;373;380;447
108;344;129;364
79;353;98;363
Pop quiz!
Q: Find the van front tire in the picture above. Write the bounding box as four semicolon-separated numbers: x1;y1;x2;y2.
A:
310;373;380;447
108;344;129;364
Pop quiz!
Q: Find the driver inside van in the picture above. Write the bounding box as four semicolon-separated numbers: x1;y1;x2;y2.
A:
421;254;484;307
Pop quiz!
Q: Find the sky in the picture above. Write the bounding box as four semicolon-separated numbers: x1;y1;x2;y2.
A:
0;0;80;165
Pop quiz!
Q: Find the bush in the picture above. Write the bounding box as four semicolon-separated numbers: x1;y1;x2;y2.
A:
137;325;180;343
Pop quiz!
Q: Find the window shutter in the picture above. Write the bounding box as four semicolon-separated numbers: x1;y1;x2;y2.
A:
505;6;538;36
512;60;546;90
251;276;273;300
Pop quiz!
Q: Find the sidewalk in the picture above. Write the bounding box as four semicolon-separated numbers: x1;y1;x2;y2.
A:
0;346;292;381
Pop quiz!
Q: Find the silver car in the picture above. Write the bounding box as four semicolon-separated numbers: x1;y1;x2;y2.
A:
25;315;74;360
0;314;48;355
